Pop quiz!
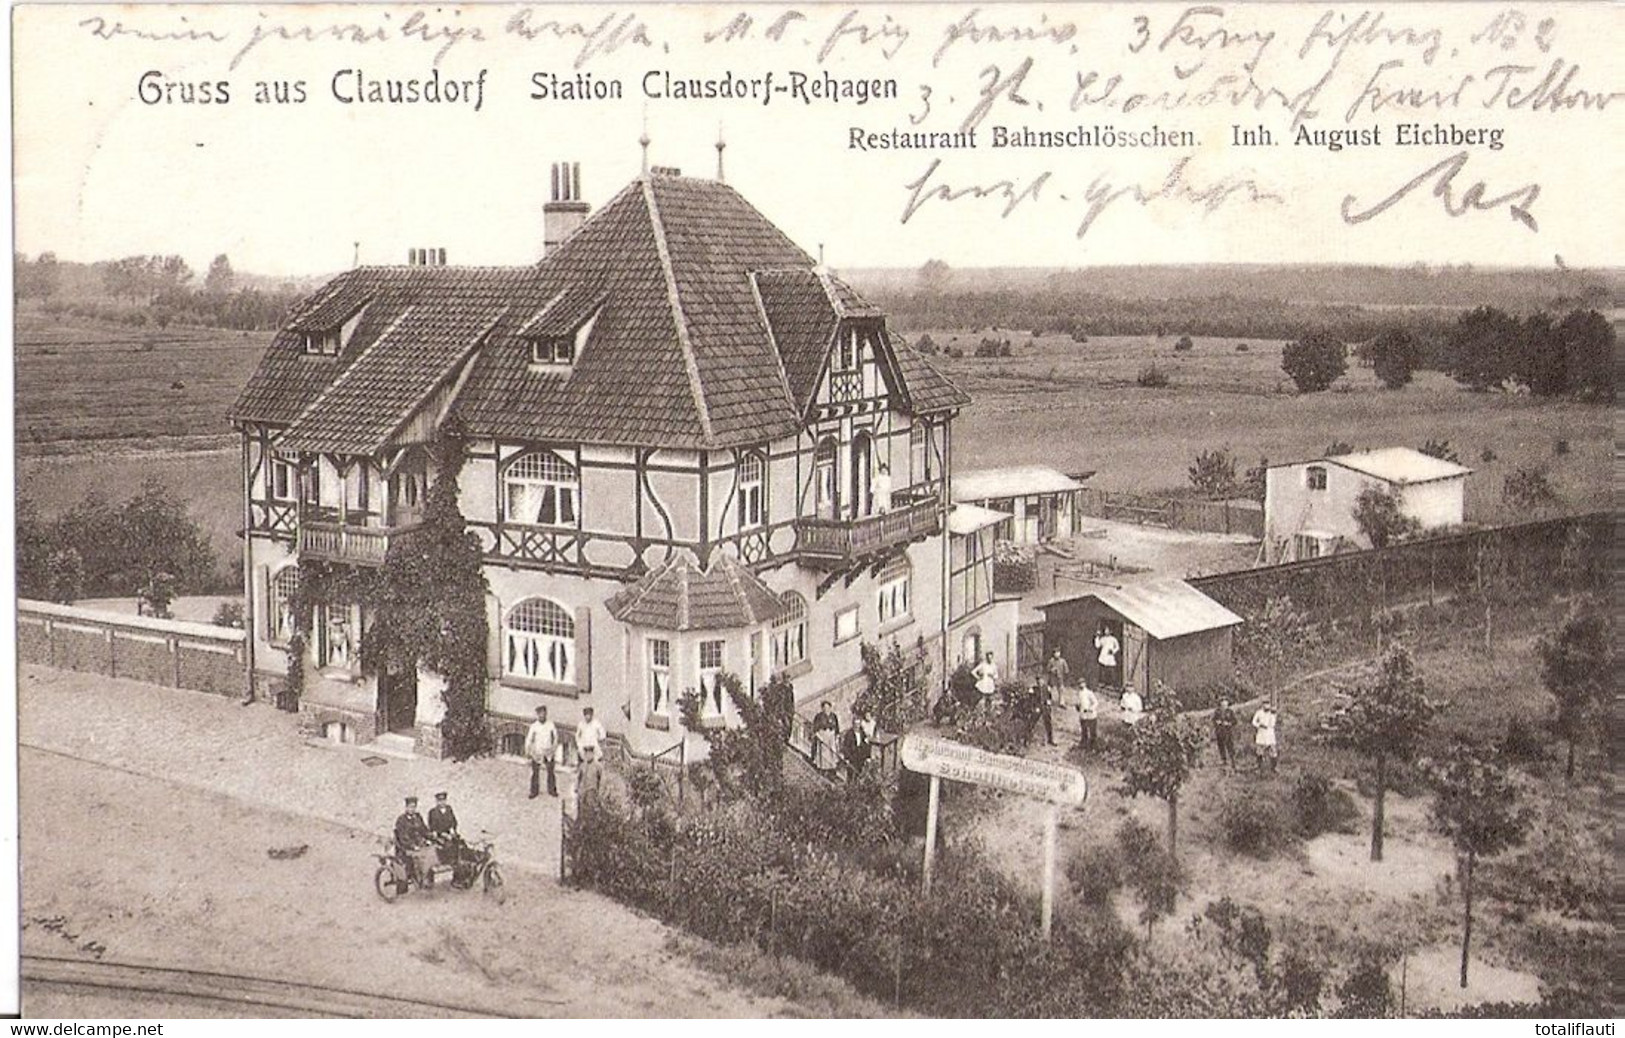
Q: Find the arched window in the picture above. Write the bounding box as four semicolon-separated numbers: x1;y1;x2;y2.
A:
771;592;808;670
267;566;299;646
738;452;765;529
504;597;576;685
504;451;579;527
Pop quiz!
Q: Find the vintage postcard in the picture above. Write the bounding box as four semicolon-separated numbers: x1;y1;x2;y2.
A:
7;0;1619;1024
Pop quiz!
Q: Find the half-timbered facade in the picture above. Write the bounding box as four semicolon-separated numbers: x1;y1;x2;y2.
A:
230;166;984;758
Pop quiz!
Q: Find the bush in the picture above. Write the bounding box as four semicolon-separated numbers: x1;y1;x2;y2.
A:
1497;716;1547;767
1188;448;1238;499
1282;332;1347;392
210;600;245;629
1335;954;1393;1017
1117;818;1186;935
1291;772;1360;837
1174;335;1194;351
914;333;937;354
1235;342;1250;352
1065;843;1123;908
1217;790;1295;858
1503;466;1561;511
1136;363;1170;388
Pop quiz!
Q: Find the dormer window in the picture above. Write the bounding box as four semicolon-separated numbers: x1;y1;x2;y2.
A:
531;335;574;366
303;329;341;356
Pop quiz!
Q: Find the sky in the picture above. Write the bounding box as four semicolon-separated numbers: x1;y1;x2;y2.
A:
13;3;1624;277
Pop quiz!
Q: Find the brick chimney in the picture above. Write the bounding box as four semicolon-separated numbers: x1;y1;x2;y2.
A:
407;248;447;266
543;162;589;255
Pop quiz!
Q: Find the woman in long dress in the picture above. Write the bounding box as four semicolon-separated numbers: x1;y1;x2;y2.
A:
812;701;842;772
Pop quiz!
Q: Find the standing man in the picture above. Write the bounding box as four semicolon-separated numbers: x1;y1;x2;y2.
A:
1251;701;1279;775
1212;698;1239;772
525;705;558;799
1093;624;1121;690
1045;649;1070;701
1033;679;1056;746
1077;679;1099;751
576;706;608;798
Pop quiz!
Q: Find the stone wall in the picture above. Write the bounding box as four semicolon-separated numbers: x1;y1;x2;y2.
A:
18;599;245;697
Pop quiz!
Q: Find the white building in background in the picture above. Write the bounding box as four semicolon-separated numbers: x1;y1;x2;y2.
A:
1263;447;1472;563
951;465;1090;544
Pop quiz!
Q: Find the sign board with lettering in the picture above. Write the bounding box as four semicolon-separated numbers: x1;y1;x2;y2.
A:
900;734;1086;806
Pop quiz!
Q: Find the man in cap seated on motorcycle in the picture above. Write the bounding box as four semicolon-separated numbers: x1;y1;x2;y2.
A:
427;791;474;886
394;795;438;888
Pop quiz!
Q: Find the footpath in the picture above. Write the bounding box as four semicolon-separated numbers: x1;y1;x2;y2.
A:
17;664;568;874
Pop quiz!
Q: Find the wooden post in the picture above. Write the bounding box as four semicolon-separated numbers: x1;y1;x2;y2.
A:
922;774;941;895
1041;805;1058;940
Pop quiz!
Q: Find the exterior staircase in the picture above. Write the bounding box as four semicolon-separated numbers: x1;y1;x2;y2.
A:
368;731;417;758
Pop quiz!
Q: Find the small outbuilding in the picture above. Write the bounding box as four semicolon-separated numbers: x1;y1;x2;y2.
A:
952;465;1093;544
1037;578;1242;696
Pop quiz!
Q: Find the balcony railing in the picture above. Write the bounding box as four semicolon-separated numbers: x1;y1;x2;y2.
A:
298;521;419;566
794;498;942;569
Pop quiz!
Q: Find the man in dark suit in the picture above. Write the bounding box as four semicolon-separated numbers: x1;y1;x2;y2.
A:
428;791;462;858
394;796;436;887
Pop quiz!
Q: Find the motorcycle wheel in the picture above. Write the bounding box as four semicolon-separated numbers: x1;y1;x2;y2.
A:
482;865;505;904
375;865;402;903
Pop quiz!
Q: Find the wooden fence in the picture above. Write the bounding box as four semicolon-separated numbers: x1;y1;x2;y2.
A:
1075;488;1264;538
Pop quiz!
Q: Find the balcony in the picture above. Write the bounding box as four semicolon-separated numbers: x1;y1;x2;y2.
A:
298;521;419;566
795;498;942;570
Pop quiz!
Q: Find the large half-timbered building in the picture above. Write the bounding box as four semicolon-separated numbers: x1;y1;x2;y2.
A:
230;164;1014;758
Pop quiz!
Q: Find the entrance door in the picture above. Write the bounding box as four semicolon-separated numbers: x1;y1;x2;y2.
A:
1123;623;1148;696
814;438;839;520
850;433;872;518
382;667;419;733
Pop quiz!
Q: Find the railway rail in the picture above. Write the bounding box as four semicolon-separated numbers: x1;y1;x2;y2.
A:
22;954;513;1018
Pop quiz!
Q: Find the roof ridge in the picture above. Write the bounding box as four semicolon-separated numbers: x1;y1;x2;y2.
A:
642;178;715;445
746;271;799;424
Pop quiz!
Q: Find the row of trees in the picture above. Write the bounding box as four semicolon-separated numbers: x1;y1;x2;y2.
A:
17;251;302;331
1280;307;1615;398
17;481;223;610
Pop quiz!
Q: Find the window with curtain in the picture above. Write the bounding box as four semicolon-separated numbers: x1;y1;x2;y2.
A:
504;597;576;685
504;451;580;527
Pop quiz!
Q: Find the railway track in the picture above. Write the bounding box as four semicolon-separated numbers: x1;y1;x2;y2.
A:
23;954;513;1018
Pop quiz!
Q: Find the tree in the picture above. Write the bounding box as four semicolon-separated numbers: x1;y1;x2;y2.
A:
1502;466;1561;514
1428;742;1531;989
1320;646;1441;861
1239;456;1268;503
203;253;236;295
1553;308;1615;402
1443;306;1522;392
679;670;795;801
1537;602;1612;782
1352;485;1420;550
1281;332;1347;392
1418;438;1460;464
1187;448;1238;499
1324;441;1355;457
918;258;951;291
16;496;53;599
1115;685;1205;856
1174;335;1194;352
1365;328;1422;389
115;478;219;595
364;425;492;759
45;548;86;605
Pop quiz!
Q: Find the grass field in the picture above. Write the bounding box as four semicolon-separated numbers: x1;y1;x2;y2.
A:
927;331;1611;525
14;311;270;453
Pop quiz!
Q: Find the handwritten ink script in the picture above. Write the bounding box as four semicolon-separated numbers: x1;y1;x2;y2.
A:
58;4;1624;247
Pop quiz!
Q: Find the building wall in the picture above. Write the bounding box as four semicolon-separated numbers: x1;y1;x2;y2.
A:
17;600;246;697
1153;627;1236;695
1267;462;1468;563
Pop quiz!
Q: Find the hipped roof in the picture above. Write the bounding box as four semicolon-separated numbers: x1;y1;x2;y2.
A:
605;551;788;632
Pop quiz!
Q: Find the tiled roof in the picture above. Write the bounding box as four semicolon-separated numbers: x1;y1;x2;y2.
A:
605;551;788;631
889;334;970;414
231;171;968;452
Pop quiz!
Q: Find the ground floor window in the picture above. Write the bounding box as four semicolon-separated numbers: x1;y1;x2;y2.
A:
649;638;672;717
267;566;298;646
316;603;355;669
504;597;576;685
698;639;725;718
771;593;808;670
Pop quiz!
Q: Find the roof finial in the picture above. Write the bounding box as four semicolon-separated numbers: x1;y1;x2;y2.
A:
352;241;360;268
818;242;825;267
639;107;651;175
715;122;726;183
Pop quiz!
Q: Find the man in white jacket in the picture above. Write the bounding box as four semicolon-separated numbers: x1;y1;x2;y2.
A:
524;705;558;798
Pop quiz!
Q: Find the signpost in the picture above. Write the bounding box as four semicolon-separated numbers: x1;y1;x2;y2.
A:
900;734;1087;939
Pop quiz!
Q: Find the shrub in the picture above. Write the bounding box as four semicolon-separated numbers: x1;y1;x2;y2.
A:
1217;790;1295;858
1554;437;1570;456
944;346;964;359
1419;438;1461;463
1071;330;1089;343
1174;335;1194;351
1497;716;1547;767
1291;772;1360;837
1136;363;1170;388
914;333;937;354
1480;447;1498;463
1188;448;1238;499
1334;954;1393;1017
210;600;245;629
1503;466;1561;512
1117;818;1186;936
1281;332;1347;392
1366;328;1423;389
1065;843;1123;908
1235;342;1249;352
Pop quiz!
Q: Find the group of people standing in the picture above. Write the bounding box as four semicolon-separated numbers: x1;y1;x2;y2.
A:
811;701;877;778
1043;647;1283;771
523;704;609;801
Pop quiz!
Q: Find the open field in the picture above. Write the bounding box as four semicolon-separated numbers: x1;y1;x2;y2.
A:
922;331;1611;525
14;311;269;454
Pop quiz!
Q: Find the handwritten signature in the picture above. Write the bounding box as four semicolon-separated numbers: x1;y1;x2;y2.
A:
1341;150;1539;230
901;155;1283;240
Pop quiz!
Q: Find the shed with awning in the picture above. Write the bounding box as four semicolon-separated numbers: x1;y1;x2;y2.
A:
1036;579;1242;697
